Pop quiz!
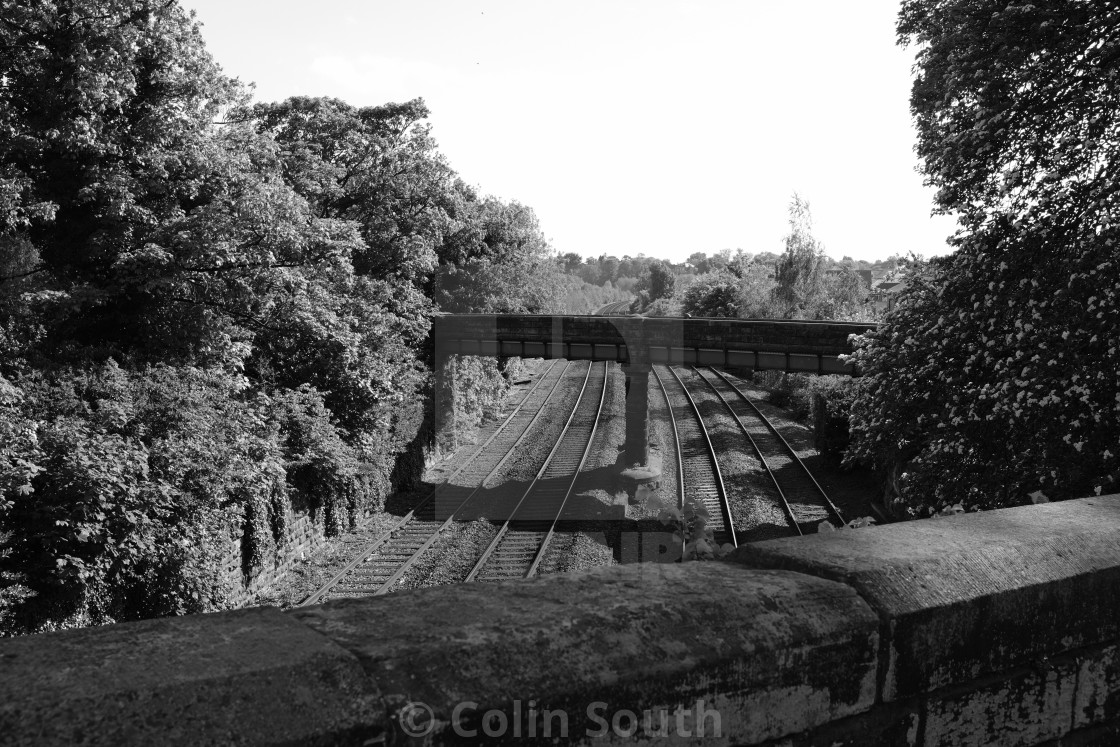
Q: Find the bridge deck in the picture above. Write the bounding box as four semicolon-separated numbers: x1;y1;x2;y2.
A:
434;314;875;375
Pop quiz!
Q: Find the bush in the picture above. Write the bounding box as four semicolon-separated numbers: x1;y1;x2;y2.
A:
434;354;523;453
1;362;288;632
750;371;861;464
809;378;862;464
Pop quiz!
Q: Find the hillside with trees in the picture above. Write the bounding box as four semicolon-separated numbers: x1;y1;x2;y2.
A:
846;0;1120;514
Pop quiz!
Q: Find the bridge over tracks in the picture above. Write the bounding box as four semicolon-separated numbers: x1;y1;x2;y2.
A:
433;314;876;471
433;314;874;374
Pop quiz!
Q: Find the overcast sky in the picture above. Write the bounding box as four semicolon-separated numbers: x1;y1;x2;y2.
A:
181;0;959;264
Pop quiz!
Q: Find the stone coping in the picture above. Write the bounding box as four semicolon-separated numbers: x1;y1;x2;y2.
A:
1;495;1117;745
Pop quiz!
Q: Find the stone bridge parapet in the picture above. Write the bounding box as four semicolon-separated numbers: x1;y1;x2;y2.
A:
4;496;1119;745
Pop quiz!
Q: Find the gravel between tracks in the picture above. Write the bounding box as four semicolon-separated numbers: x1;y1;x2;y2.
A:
393;519;498;592
538;531;616;575
636;372;681;521
559;362;627;522
535;362;627;576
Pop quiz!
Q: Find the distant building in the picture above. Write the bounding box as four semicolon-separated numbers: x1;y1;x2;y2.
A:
823;267;874;300
868;279;907;313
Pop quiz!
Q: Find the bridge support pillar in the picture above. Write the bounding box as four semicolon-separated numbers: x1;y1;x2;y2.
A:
620;363;659;495
623;363;650;468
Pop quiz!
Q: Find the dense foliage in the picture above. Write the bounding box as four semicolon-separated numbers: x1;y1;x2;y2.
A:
0;0;559;633
846;0;1120;513
681;195;870;321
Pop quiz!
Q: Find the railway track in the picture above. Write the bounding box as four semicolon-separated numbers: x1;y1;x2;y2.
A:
596;300;632;315
652;365;736;548
697;367;845;534
652;361;687;559
466;361;609;582
300;359;582;604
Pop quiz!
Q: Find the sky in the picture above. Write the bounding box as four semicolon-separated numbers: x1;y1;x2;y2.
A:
180;0;960;264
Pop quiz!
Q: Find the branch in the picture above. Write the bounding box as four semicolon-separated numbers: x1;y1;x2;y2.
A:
175;253;336;274
165;293;296;335
0;264;47;284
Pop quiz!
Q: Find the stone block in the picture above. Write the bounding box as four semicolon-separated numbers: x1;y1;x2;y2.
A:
1074;644;1120;728
730;496;1120;700
923;662;1078;747
1037;719;1120;746
0;606;380;746
759;700;920;747
292;562;879;745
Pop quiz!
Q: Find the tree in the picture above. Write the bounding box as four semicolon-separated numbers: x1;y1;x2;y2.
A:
819;266;871;321
687;252;711;273
846;1;1120;514
774;194;826;318
0;0;454;632
681;273;740;317
432;199;559;314
247;96;458;285
647;261;675;301
560;252;583;273
597;254;620;285
737;261;780;318
681;261;779;319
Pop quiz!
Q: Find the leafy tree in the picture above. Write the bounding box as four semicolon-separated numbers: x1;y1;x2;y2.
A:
774;194;827;318
682;273;740;317
681;261;780;319
559;252;583;273
646;261;675;301
737;261;780;317
247;97;458;283
433;199;559;313
597;254;620;285
819;266;872;321
687;252;711;273
0;0;430;631
846;0;1120;514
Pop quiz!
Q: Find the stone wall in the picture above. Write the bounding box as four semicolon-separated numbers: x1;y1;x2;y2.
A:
2;495;1119;746
222;508;328;608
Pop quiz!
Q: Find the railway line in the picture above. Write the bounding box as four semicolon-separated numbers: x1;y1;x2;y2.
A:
695;367;845;534
652;365;737;548
300;359;583;604
467;361;609;582
652;362;687;559
301;357;843;603
596;300;632;315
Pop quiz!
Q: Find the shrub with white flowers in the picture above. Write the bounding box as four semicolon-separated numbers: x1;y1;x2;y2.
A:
845;1;1120;515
